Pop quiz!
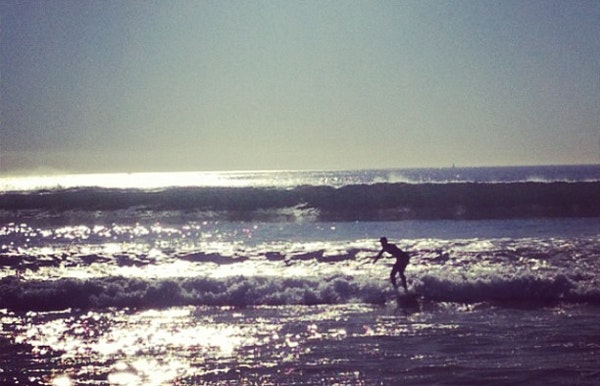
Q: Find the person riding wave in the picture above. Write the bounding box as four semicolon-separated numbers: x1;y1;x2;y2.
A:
373;237;410;293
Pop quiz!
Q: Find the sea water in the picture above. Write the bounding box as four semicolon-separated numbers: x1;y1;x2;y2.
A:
1;165;599;385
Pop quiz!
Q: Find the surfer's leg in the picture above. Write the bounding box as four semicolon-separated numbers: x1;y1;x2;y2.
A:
398;261;408;293
399;271;408;293
390;266;399;289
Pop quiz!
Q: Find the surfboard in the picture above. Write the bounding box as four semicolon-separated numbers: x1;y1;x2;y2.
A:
395;292;420;308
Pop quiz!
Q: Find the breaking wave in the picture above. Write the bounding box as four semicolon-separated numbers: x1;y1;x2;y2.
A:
2;181;599;222
1;273;598;312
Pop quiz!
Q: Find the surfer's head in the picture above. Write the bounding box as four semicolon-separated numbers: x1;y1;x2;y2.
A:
379;237;388;245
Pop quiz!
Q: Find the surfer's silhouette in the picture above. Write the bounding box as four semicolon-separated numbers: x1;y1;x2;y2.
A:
373;237;410;293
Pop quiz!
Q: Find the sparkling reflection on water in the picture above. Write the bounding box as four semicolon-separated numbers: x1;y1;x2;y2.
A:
9;305;380;385
3;303;600;385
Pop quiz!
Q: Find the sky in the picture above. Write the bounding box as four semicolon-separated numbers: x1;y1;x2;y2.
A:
1;0;599;174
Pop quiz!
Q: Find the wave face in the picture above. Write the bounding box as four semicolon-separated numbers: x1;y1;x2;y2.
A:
1;181;599;222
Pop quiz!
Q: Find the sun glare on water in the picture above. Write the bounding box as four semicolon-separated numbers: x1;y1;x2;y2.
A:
0;171;262;191
32;307;255;386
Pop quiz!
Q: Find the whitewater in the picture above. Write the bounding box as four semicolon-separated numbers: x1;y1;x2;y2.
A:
1;165;599;385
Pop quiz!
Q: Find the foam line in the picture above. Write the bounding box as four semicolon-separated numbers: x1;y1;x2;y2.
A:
1;273;597;311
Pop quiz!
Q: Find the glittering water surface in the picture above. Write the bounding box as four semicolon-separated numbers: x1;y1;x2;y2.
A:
1;167;599;385
2;303;600;385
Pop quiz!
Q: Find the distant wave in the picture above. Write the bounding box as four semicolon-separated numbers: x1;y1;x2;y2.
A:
2;165;598;192
1;182;599;221
1;273;597;311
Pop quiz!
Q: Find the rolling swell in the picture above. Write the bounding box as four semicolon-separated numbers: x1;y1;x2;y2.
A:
1;182;599;221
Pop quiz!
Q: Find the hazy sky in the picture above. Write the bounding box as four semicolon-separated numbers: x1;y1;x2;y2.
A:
1;1;599;173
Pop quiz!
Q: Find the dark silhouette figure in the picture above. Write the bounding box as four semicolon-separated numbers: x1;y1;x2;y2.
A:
373;237;410;293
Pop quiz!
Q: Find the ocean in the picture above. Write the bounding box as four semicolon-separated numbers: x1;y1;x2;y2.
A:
1;165;599;385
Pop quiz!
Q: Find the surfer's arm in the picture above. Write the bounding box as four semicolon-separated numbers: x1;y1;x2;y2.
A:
373;249;384;263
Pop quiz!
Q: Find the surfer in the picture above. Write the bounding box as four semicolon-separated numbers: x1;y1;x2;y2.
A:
373;237;410;293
